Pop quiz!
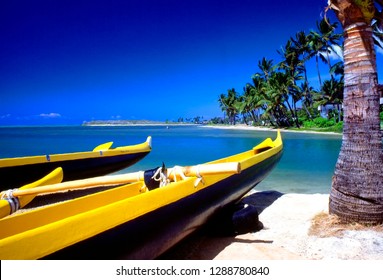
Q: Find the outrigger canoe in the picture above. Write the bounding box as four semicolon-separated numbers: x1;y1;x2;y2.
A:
0;136;152;190
0;131;282;260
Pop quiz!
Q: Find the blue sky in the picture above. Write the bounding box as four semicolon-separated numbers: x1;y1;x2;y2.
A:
1;0;381;125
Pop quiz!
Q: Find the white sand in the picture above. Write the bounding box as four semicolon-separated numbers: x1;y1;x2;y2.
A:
161;192;383;260
234;193;383;260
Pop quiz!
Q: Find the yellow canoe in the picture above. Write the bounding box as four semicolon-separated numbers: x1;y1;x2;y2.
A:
0;131;282;260
0;136;152;190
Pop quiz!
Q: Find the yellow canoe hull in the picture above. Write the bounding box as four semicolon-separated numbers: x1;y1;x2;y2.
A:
0;132;282;260
0;136;152;190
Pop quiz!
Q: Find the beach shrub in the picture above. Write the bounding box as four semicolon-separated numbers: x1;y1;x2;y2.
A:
303;117;336;128
301;117;343;132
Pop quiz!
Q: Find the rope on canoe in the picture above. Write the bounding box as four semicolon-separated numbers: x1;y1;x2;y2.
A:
193;165;205;187
150;167;169;187
149;165;205;188
167;166;187;183
1;189;20;214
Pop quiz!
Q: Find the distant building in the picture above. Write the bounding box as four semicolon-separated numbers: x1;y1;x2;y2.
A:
318;104;342;118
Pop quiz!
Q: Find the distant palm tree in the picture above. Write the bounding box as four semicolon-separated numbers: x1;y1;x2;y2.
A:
308;18;342;86
330;60;344;77
266;72;293;127
218;89;240;125
318;78;344;122
291;31;313;98
298;81;316;119
250;75;271;124
328;0;383;225
277;40;303;127
315;18;342;75
242;83;259;124
257;57;275;81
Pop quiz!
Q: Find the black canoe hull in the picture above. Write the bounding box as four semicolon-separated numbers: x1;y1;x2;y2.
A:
0;151;150;190
44;150;282;260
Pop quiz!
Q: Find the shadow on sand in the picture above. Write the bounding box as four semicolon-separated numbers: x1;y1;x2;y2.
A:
157;190;284;260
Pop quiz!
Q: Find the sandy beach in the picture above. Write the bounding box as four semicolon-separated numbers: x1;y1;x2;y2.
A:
160;191;383;260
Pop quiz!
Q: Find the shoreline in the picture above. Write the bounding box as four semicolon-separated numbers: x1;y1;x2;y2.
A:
83;121;342;135
82;120;198;127
201;124;342;135
82;123;197;127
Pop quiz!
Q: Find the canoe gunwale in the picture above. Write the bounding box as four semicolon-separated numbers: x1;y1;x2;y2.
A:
0;137;152;189
0;136;152;167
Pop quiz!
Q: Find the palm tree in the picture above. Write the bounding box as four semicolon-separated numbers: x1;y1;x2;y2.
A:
291;31;314;112
250;75;271;124
308;30;326;87
315;18;342;75
218;93;228;121
328;0;383;225
318;77;344;122
258;57;275;81
266;72;294;127
295;81;312;119
291;31;311;82
308;18;342;86
277;39;304;127
242;83;259;124
218;89;240;125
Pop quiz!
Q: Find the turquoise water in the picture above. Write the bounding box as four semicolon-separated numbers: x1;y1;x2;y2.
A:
0;125;342;194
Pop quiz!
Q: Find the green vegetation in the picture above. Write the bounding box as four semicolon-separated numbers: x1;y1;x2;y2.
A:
301;117;343;133
218;18;346;131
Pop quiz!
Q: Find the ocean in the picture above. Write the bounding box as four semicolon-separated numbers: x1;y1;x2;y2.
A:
0;125;342;194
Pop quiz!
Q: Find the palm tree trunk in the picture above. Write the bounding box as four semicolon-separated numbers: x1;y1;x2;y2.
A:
330;17;383;224
337;103;341;122
302;102;312;120
326;47;334;80
316;55;323;87
250;110;257;124
285;97;299;127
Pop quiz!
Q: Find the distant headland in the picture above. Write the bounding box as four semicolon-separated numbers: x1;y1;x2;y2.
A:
82;120;196;126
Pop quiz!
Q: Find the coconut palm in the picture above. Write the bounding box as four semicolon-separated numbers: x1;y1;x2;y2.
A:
218;89;240;125
308;18;342;86
242;83;260;124
314;18;342;74
328;0;383;225
277;39;304;127
250;75;272;125
318;77;344;122
266;72;294;127
291;31;312;82
257;57;275;81
308;30;326;87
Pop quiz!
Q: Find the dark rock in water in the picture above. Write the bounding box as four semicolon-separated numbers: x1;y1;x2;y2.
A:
206;202;263;236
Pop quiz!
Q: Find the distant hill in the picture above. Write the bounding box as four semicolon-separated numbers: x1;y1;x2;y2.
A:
82;120;193;126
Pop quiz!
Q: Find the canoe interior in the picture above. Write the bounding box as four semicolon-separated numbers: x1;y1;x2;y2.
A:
0;152;150;190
